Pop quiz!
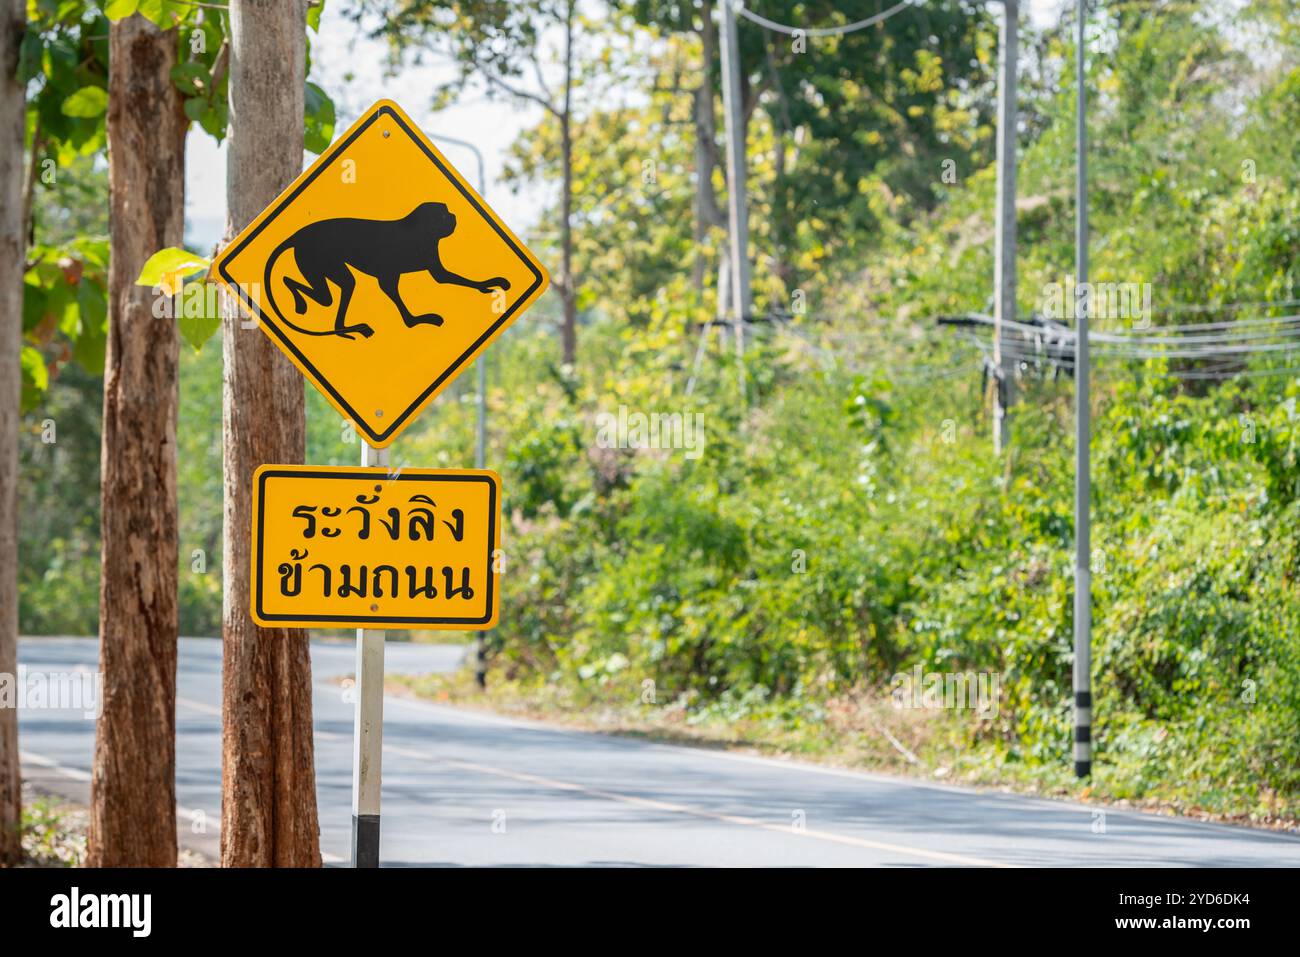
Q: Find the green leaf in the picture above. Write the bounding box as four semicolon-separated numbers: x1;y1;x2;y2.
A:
58;290;81;339
303;81;335;155
307;0;325;32
42;38;77;93
76;278;107;333
135;0;175;26
197;100;227;141
74;238;110;269
22;279;46;334
17;28;43;84
135;246;211;294
20;345;49;412
171;62;211;97
61;86;108;118
40;280;71;332
176;281;222;352
73;281;108;372
103;0;140;20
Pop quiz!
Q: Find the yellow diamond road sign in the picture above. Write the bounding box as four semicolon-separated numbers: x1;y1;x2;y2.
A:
212;99;549;448
251;465;501;630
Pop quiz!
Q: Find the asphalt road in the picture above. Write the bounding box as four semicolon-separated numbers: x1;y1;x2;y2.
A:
16;636;1300;866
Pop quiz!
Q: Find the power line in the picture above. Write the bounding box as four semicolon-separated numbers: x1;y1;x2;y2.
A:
940;309;1300;385
1151;297;1300;316
735;0;920;38
781;324;981;385
943;311;1300;349
1002;340;1300;360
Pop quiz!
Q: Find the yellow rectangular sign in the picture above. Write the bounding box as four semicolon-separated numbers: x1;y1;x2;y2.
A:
251;465;500;630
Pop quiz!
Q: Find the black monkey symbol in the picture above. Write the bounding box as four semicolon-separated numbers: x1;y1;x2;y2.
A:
262;201;510;340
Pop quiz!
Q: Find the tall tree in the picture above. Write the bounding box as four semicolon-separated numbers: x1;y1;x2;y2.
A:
0;0;24;868
220;0;320;867
86;10;187;868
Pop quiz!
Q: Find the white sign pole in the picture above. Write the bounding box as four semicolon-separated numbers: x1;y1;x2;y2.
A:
351;438;388;866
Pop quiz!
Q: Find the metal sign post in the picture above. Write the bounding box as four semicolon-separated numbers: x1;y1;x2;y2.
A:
352;442;387;867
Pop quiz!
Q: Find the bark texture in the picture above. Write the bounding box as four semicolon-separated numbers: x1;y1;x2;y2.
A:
220;0;320;868
87;14;186;868
0;0;26;868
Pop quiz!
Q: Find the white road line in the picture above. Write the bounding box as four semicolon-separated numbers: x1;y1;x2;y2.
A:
21;749;90;782
361;734;1012;867
178;696;220;716
22;750;212;848
180;698;344;862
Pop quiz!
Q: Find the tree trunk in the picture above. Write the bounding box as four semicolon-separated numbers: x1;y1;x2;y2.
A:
559;2;577;366
220;0;320;868
692;0;724;290
0;0;25;868
86;13;186;869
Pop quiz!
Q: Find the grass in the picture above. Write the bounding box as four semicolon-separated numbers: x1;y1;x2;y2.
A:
20;791;87;867
17;784;213;867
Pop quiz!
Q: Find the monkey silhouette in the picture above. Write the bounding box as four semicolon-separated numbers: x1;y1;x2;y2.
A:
262;201;510;340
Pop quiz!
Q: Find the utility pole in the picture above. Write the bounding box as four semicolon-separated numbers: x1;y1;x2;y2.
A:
430;129;491;690
1073;0;1092;780
719;0;752;355
993;0;1019;454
